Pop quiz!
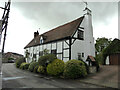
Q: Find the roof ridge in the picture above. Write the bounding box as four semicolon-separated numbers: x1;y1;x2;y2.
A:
24;16;84;49
41;16;84;36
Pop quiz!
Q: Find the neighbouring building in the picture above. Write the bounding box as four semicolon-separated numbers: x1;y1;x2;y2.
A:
3;52;24;62
24;7;95;63
106;53;120;65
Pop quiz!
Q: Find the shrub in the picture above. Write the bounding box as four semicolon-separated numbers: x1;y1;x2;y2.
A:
28;62;39;72
80;60;89;74
37;66;45;74
38;54;57;67
16;57;25;68
63;59;87;79
19;63;30;70
24;63;30;70
47;59;65;76
33;65;39;73
19;62;26;70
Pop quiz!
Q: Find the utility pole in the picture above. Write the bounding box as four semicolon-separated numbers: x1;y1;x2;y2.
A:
0;0;11;54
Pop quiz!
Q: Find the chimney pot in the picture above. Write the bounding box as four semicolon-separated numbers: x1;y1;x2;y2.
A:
34;31;39;38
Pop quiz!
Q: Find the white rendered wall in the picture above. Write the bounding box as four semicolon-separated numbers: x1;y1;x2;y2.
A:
71;39;85;61
71;12;95;62
57;42;62;53
52;42;56;50
47;43;51;53
64;40;69;48
83;13;95;59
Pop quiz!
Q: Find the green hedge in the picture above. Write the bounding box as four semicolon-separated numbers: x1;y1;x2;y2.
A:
28;62;39;72
47;59;65;76
33;65;39;73
63;59;87;79
37;66;45;74
19;62;30;70
16;57;25;68
38;54;57;67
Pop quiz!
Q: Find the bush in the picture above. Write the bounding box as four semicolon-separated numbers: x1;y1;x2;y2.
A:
19;63;30;70
19;62;26;70
38;54;57;67
24;63;30;70
63;59;87;79
28;62;39;72
33;65;39;73
47;59;65;76
16;57;25;68
37;66;45;74
79;60;89;74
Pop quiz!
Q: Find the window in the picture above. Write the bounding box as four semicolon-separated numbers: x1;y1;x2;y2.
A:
78;53;82;60
33;54;36;58
40;39;43;44
39;51;43;56
51;49;57;55
82;53;84;57
78;30;84;40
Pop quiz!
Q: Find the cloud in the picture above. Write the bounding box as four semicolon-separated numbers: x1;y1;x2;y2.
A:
2;2;118;54
11;2;117;30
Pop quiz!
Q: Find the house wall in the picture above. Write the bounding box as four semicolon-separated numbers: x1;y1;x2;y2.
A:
25;8;95;63
71;39;85;61
71;11;95;62
83;13;95;58
25;39;70;63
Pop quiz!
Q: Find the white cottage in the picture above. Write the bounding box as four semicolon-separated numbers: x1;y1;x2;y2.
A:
24;7;95;63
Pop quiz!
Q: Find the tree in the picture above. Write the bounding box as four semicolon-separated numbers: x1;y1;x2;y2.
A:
95;37;112;54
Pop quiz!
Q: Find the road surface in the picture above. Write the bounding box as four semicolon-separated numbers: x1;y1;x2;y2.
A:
2;63;106;89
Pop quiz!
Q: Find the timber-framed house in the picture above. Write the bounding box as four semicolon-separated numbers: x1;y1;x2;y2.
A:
24;7;95;63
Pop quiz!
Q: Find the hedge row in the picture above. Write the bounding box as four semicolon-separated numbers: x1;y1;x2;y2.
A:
16;55;88;79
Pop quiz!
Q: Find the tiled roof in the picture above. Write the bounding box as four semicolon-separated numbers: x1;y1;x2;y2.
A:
24;16;84;49
86;55;96;62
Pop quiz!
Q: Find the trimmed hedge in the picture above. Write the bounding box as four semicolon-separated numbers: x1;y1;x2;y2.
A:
28;62;39;72
38;54;57;67
63;59;87;79
80;60;89;74
16;57;25;68
19;62;30;70
33;65;39;73
37;66;45;74
47;59;65;76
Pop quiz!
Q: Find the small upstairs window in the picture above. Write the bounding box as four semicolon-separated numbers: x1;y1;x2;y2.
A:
40;39;43;44
78;30;84;40
40;36;43;44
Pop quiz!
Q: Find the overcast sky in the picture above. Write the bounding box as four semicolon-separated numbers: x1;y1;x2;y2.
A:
0;1;118;55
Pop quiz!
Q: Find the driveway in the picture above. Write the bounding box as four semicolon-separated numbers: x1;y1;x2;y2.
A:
2;63;105;89
79;65;119;88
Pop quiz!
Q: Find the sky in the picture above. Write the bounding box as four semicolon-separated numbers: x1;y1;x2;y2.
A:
0;1;118;55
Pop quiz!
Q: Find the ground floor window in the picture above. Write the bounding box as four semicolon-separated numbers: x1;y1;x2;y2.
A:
33;54;36;59
39;51;43;56
82;53;84;57
78;53;82;60
51;49;57;55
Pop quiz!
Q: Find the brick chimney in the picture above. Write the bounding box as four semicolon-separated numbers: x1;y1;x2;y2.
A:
34;31;39;38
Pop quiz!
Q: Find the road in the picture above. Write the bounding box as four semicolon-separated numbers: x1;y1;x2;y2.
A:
2;63;105;89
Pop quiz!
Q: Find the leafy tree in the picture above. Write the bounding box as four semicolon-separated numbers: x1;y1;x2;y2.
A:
95;37;112;54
